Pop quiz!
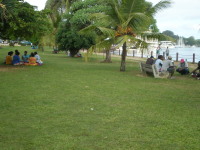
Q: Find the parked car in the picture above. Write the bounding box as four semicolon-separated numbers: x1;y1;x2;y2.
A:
20;40;32;46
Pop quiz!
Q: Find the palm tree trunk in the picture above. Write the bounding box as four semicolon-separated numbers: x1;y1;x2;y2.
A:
102;49;112;63
120;42;127;72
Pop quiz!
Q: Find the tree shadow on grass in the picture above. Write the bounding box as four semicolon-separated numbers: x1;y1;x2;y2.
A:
0;65;26;72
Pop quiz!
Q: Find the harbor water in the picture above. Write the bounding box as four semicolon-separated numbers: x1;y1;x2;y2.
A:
167;47;200;63
126;47;200;63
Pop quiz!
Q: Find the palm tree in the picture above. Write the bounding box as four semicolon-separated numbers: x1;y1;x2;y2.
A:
81;0;171;71
44;0;76;48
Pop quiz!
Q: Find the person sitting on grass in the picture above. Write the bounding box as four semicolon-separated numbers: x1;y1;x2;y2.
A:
22;51;29;63
176;59;189;75
12;51;23;65
26;52;37;66
15;49;19;55
34;52;43;65
5;51;14;65
190;61;200;80
162;56;175;78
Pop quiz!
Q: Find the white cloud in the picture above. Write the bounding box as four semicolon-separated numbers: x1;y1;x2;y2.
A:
148;0;200;39
24;0;200;39
24;0;46;10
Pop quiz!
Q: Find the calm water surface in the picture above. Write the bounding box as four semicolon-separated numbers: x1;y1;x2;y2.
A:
166;47;200;62
126;47;200;63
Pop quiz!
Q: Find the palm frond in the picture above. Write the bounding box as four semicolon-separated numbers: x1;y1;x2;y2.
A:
124;12;150;28
98;27;115;38
89;13;114;27
79;25;97;34
141;32;171;41
89;12;107;20
80;25;115;39
128;0;136;17
115;35;136;48
150;0;171;15
110;0;124;24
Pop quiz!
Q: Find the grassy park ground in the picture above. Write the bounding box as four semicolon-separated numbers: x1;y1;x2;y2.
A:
0;46;200;150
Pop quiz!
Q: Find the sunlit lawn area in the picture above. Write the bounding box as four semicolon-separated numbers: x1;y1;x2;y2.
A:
0;46;200;150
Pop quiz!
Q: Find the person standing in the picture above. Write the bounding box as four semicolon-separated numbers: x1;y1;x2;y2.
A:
166;47;169;57
156;44;161;58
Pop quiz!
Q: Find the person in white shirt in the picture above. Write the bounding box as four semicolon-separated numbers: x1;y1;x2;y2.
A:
155;55;164;72
162;56;175;78
34;52;43;65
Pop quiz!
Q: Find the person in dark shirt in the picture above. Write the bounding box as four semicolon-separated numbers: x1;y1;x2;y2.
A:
191;61;200;79
146;56;154;65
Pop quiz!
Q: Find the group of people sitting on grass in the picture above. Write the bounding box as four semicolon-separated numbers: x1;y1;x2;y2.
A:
146;55;200;79
4;50;43;66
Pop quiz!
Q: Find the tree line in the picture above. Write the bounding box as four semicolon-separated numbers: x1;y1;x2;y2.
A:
162;30;200;47
0;0;52;47
0;0;171;71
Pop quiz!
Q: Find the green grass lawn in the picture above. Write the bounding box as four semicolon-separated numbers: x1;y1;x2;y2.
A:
0;46;200;150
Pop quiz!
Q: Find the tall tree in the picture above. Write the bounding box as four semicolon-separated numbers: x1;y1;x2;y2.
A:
0;0;51;42
81;0;171;71
195;39;200;47
56;0;108;56
162;30;178;41
44;0;76;47
185;36;196;46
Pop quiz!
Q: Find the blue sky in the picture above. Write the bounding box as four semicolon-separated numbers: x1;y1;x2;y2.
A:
25;0;200;39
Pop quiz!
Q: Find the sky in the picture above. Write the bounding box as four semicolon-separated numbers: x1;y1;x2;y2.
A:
24;0;200;39
24;0;46;11
148;0;200;39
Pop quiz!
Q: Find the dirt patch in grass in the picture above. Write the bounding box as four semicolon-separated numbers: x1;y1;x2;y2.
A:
0;65;26;72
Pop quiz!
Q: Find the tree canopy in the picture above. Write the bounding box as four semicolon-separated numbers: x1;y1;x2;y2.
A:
0;0;51;44
80;0;171;71
56;0;109;56
162;30;200;46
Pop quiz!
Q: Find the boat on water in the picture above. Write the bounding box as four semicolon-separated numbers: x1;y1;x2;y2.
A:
159;41;175;49
175;36;185;48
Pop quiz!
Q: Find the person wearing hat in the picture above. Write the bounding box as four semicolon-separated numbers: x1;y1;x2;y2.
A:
162;56;175;78
190;61;200;79
176;59;189;75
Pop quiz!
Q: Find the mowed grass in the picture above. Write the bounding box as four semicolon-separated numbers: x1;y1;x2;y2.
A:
0;46;200;150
